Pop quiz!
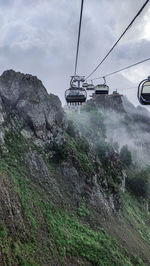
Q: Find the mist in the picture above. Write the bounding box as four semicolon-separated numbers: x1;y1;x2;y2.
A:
66;93;150;167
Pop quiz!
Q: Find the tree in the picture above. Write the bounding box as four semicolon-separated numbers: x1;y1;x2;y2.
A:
127;169;150;200
120;145;132;167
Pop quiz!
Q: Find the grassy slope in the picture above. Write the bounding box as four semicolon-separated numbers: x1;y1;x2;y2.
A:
0;131;149;265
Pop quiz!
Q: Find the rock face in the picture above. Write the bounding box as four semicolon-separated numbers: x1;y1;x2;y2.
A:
0;70;150;265
0;70;66;146
0;70;124;216
93;91;125;113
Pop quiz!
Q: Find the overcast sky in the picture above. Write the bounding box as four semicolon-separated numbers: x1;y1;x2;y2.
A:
0;0;150;106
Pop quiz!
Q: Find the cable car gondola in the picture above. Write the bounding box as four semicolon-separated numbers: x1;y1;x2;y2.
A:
138;76;150;105
82;82;88;87
65;76;87;105
86;84;95;90
94;77;109;95
94;84;109;95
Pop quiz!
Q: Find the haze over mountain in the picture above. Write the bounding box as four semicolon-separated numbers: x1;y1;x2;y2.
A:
0;69;150;265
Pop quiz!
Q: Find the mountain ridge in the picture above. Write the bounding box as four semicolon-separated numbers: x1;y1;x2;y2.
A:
0;70;149;265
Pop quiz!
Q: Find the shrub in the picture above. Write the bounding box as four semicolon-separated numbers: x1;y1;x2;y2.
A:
94;140;109;166
52;142;69;163
120;145;132;167
127;169;150;199
76;137;90;154
77;199;90;217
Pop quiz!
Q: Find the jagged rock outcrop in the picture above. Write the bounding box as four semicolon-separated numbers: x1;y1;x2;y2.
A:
0;70;150;265
92;91;126;113
0;69;66;146
0;70;123;216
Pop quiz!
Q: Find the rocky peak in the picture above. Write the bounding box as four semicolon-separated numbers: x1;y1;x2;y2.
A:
0;70;66;146
90;91;125;114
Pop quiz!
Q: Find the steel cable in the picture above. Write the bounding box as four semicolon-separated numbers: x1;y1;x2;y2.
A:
85;0;150;80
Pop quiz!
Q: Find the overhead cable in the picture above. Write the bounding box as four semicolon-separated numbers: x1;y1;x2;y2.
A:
74;0;84;76
92;57;150;81
85;0;150;79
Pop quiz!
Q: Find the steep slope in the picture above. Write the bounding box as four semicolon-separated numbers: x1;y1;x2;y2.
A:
0;70;149;265
67;94;150;265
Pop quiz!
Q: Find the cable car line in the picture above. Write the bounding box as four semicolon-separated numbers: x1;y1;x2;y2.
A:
91;57;150;81
85;0;150;80
74;0;84;76
65;0;86;107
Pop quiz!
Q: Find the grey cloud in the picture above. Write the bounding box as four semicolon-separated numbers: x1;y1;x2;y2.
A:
0;0;149;106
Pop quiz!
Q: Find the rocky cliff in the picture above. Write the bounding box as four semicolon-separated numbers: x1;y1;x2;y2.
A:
0;70;66;146
0;70;150;265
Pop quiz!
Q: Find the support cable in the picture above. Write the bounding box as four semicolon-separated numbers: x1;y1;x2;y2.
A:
91;57;150;81
85;0;150;80
74;0;84;76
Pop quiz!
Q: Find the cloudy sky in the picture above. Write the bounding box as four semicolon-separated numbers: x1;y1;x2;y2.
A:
0;0;150;106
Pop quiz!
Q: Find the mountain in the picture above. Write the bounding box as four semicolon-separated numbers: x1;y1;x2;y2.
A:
0;70;150;265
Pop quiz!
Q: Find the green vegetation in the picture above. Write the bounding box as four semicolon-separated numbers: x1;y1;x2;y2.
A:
41;201;136;266
77;198;90;217
48;135;94;178
0;222;38;265
120;145;132;167
94;140;110;166
122;192;150;253
126;168;150;200
0;129;148;265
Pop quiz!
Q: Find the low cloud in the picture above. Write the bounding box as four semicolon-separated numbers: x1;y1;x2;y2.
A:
0;0;149;105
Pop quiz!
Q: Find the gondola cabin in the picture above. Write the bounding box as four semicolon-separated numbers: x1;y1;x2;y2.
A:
86;84;95;90
82;82;88;88
94;84;109;95
138;77;150;105
65;88;87;104
65;75;87;105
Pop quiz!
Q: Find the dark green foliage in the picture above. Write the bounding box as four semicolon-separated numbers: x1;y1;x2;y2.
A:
67;137;94;178
120;145;132;167
0;223;7;242
77;199;90;217
49;136;92;177
0;129;146;265
127;169;150;199
66;120;76;138
4;131;27;158
94;140;110;166
41;202;133;265
76;137;90;154
52;142;68;163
